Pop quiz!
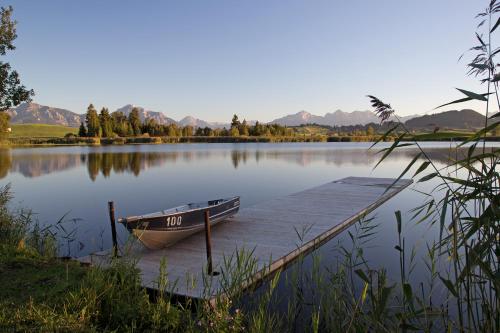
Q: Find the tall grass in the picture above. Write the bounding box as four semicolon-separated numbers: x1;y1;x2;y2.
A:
361;1;500;331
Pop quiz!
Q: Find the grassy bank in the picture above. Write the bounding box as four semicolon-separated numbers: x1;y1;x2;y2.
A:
9;124;78;138
5;135;330;146
5;123;499;146
7;133;499;147
0;184;219;331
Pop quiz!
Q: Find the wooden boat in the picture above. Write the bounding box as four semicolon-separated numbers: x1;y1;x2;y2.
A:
119;197;240;250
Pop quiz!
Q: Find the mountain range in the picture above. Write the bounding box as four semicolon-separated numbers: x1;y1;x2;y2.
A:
177;116;222;128
114;104;177;125
269;110;417;126
6;103;84;127
6;103;229;128
5;102;488;130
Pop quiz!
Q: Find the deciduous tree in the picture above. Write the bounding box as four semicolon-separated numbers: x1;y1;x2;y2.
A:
0;6;34;133
230;127;240;137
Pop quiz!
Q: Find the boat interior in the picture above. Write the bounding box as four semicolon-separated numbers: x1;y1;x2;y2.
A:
119;197;236;222
153;198;229;216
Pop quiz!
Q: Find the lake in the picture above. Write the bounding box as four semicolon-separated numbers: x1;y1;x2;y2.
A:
1;142;496;287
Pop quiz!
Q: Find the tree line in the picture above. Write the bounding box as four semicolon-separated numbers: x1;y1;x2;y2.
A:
79;106;294;138
298;122;390;136
79;104;194;138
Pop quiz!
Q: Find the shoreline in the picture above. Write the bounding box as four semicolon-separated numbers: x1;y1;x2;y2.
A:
4;134;498;148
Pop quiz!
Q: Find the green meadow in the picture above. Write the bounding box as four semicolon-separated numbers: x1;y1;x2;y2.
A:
9;124;78;138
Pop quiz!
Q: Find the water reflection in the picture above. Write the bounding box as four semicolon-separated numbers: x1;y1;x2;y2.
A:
0;149;81;178
86;152;168;180
0;145;492;180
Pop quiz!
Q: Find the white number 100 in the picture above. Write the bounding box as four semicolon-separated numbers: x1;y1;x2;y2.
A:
166;216;182;227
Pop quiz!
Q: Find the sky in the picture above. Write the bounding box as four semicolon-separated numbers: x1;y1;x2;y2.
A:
3;0;494;122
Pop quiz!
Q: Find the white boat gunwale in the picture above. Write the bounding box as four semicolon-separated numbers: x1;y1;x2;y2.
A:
118;196;239;223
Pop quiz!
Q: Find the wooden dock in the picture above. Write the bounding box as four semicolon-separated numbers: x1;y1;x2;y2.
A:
79;177;412;303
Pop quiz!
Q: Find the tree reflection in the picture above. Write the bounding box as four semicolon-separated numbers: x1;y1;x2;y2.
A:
0;149;11;179
0;146;489;180
86;152;173;180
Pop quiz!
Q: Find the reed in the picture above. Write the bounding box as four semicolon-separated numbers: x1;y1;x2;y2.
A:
360;1;500;330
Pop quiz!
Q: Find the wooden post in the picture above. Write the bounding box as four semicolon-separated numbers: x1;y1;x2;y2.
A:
204;210;213;275
108;201;118;258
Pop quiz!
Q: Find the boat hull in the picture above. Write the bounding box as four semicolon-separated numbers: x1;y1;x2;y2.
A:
121;197;240;250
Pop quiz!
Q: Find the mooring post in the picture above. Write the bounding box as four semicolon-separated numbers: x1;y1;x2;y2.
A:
108;201;118;258
204;210;213;275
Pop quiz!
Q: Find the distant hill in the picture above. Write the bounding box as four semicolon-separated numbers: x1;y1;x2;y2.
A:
405;109;485;130
270;110;416;127
7;103;83;127
324;110;379;126
113;104;176;125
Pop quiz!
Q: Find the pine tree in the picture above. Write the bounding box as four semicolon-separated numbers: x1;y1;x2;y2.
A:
231;114;240;128
85;104;100;137
240;119;249;136
167;124;177;137
366;125;375;136
78;122;87;137
252;121;264;136
111;111;128;137
203;127;213;136
99;107;113;137
143;118;158;136
182;125;193;137
128;107;142;136
195;127;204;136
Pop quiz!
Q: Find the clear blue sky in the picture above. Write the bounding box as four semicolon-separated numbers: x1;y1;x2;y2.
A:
4;0;490;122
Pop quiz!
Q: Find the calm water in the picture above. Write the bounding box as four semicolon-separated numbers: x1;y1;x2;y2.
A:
1;142;496;284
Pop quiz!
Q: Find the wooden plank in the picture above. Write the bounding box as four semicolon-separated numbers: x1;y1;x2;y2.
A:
78;176;412;303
